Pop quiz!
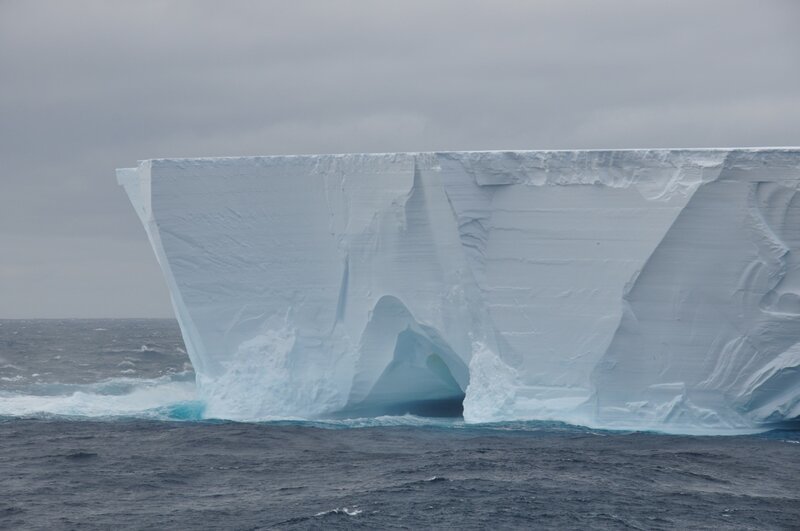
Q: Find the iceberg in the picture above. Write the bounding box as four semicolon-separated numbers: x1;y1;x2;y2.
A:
117;149;800;431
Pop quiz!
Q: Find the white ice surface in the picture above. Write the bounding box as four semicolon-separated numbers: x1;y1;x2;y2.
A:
118;149;800;431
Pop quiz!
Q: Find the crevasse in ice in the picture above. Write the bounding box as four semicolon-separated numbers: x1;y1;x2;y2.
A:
118;149;800;431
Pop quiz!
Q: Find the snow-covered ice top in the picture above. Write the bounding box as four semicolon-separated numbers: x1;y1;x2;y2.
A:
118;148;800;432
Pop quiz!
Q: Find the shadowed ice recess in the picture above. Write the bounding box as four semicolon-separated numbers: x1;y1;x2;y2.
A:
112;149;800;434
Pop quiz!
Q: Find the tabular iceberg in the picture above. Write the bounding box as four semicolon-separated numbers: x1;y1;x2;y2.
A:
117;149;800;431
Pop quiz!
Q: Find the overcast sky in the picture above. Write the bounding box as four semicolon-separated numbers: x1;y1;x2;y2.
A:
1;1;799;318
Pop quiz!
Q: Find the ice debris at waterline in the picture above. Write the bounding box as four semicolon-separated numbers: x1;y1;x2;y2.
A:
117;149;800;432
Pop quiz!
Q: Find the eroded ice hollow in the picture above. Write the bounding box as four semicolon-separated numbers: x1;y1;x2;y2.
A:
117;149;800;431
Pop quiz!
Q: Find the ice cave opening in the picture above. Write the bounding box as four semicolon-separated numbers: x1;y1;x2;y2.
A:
338;327;469;418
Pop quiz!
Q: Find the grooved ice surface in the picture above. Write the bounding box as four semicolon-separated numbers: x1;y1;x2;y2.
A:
117;149;800;431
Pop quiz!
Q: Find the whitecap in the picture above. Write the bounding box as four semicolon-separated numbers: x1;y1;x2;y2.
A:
0;372;199;421
315;507;362;517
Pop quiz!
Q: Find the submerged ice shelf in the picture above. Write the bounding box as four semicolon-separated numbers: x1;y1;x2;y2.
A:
118;149;800;431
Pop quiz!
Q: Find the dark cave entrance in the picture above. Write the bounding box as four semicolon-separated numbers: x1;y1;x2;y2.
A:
337;326;469;419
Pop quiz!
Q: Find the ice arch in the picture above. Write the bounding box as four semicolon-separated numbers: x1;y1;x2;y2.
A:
341;296;469;417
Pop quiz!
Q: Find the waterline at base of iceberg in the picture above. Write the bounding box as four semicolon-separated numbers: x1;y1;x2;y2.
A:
0;372;785;435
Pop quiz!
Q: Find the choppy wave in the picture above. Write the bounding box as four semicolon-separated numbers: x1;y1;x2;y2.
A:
0;372;202;421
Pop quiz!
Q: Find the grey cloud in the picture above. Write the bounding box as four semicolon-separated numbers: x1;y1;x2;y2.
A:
1;0;799;316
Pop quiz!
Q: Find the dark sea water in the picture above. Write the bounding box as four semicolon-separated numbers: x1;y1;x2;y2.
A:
1;320;799;530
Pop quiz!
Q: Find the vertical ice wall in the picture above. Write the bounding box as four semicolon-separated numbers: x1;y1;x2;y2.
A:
118;149;800;431
592;150;800;428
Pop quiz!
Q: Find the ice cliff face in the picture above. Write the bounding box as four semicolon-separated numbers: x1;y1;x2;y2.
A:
117;149;800;431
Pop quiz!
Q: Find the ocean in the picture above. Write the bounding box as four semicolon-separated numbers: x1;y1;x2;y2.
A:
1;319;798;529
